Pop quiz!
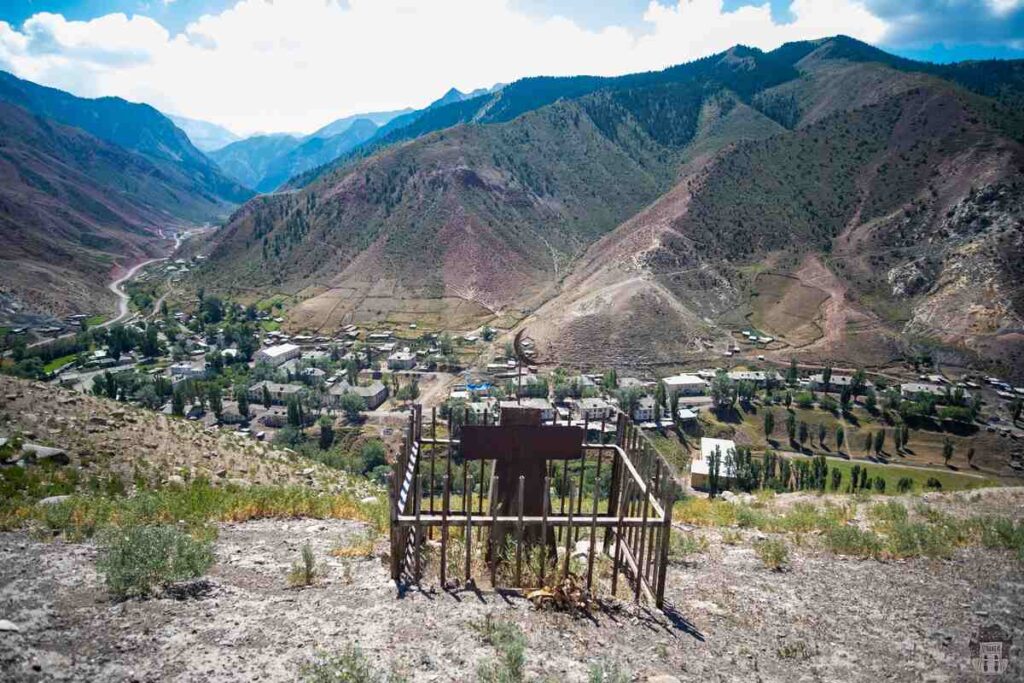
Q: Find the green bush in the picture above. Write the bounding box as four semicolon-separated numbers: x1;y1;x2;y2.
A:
97;524;214;599
755;538;789;571
824;524;883;558
301;645;403;683
475;614;527;683
288;542;320;587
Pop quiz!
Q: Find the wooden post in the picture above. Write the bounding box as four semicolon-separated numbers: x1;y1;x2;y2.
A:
515;475;525;588
539;475;550;587
655;481;675;608
430;407;437;515
414;473;424;582
440;473;450;588
585;449;601;591
562;482;576;580
489;473;499;588
462;407;469;513
634;477;650;604
465;474;474;586
610;456;629;598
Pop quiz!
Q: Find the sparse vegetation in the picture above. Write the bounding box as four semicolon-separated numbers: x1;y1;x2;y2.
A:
300;645;404;683
754;538;789;571
96;524;214;599
474;614;527;683
288;542;321;587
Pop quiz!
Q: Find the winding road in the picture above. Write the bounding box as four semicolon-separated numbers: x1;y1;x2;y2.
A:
99;257;168;329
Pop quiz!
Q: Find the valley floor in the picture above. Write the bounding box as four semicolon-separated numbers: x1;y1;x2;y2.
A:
1;508;1021;682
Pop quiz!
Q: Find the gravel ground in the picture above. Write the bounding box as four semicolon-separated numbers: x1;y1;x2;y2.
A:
0;513;1021;682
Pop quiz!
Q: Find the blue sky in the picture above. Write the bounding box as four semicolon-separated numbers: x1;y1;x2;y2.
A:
1;1;1021;134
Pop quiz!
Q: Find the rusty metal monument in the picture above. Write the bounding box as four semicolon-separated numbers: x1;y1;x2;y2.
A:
388;373;678;607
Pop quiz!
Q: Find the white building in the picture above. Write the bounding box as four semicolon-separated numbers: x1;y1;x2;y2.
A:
387;350;417;370
248;380;303;405
633;395;656;423
499;398;555;422
254;343;301;367
568;397;614;421
691;437;737;488
662;374;707;396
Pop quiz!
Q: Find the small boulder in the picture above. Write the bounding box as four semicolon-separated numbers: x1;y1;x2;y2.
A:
647;675;681;683
165;475;185;487
227;478;250;489
360;496;378;505
36;495;71;507
0;620;20;633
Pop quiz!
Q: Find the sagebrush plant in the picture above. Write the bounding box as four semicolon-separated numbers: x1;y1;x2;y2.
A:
670;531;709;562
475;613;527;683
755;538;789;571
96;524;214;599
300;645;405;683
588;660;631;683
288;542;320;587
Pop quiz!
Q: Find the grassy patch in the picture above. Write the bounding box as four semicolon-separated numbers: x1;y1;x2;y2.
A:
43;354;77;374
792;457;996;495
96;524;214;599
475;614;527;683
260;320;281;332
0;480;387;541
300;645;403;683
755;538;789;571
85;315;106;328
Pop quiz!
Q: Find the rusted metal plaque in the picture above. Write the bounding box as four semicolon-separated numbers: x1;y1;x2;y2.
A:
461;425;584;462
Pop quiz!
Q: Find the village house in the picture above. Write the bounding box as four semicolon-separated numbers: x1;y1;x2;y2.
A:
662;373;708;396
726;370;770;386
466;399;499;422
691;437;737;489
633;395;657;423
387;349;417;370
168;361;207;383
567;397;614;422
329;380;389;410
254;343;301;367
900;382;970;402
248;380;303;405
808;373;869;392
499;398;555;422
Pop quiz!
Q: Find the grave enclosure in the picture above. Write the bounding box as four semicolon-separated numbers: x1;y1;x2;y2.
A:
389;404;679;608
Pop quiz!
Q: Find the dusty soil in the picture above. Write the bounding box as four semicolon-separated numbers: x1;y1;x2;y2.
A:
0;377;358;493
1;505;1021;682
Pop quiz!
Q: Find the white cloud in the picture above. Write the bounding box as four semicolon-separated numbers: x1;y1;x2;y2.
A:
0;0;891;135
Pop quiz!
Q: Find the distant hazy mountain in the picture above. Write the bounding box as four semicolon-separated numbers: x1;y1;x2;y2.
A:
209;134;302;191
308;108;411;140
169;114;242;151
209;89;504;192
254;119;378;193
0;70;252;204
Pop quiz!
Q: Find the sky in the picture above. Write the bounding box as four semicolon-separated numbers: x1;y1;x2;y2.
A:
0;0;1021;136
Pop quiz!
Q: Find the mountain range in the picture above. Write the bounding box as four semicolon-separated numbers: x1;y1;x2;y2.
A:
190;36;1024;377
0;70;252;321
205;86;502;193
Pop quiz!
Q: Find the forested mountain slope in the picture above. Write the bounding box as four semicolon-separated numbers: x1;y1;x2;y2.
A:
194;36;1024;375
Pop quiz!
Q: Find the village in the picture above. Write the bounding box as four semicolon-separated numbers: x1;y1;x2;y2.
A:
3;254;1023;500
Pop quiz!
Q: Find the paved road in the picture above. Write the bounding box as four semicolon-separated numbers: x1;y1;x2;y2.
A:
100;257;167;329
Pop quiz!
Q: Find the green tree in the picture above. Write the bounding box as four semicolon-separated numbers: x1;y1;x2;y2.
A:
830;468;842;491
835;425;845;452
966;447;975;467
817;423;827;447
235;386;249;420
208;384;223;421
763;410;775;442
862;433;872;455
873;429;885;455
360;439;387;474
710;370;735;412
262;384;272;409
786;412;797;443
171;390;185;417
786;358;798;385
942;437;954;467
707;445;722;498
318;416;334;450
798;421;809;447
821;365;833;393
340;392;366;423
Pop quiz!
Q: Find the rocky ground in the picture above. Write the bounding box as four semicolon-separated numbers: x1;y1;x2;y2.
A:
1;499;1021;682
0;377;363;495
